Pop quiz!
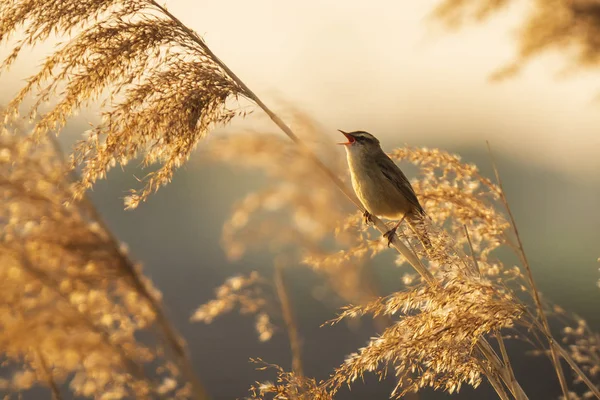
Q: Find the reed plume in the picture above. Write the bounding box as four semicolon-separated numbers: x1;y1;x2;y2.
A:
561;318;600;399
432;0;512;27
248;359;332;400
205;121;522;397
0;0;247;208
328;272;524;397
434;0;600;79
0;116;208;399
433;2;600;395
191;271;276;343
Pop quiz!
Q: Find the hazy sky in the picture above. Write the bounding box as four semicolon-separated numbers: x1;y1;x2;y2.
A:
2;0;600;178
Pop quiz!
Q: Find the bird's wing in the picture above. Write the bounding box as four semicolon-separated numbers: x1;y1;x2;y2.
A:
376;153;424;215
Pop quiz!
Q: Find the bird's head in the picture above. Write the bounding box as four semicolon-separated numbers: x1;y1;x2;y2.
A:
338;130;381;152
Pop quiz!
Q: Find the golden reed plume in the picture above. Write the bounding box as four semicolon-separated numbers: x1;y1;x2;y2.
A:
0;0;247;208
433;0;600;80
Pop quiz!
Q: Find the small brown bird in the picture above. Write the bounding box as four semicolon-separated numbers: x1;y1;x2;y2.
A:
338;130;429;247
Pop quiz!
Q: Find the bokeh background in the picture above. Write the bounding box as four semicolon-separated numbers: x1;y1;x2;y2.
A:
1;0;599;398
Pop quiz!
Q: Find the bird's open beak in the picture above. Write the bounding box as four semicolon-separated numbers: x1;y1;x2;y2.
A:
337;129;355;145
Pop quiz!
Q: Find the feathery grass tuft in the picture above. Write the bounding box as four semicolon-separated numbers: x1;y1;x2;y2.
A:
0;121;200;398
433;0;600;80
191;272;276;343
248;359;332;400
0;0;247;208
327;272;524;397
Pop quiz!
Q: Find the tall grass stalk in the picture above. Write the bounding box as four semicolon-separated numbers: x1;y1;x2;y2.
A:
35;348;63;400
274;260;304;377
487;142;570;399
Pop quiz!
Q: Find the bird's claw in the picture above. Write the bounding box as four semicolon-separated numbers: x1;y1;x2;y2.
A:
383;227;397;247
363;210;374;225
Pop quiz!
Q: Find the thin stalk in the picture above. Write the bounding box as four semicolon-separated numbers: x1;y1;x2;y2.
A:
487;374;511;400
143;3;526;398
487;142;570;399
33;347;62;400
554;342;600;399
35;348;63;400
495;332;522;400
465;227;521;399
478;339;528;399
274;260;304;376
479;350;512;400
527;313;600;399
463;225;481;276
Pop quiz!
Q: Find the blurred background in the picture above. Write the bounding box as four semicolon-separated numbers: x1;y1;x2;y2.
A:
1;0;599;398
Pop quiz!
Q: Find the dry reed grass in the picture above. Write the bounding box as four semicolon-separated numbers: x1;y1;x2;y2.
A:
431;0;512;27
248;359;333;400
0;0;247;209
551;306;600;399
327;273;524;397
0;123;189;398
208;116;599;399
190;271;276;343
0;116;209;399
432;2;600;396
0;1;599;399
208;125;518;398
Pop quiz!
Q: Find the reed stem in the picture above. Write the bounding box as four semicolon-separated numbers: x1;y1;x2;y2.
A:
274;260;304;376
487;142;571;399
36;346;63;400
495;332;523;400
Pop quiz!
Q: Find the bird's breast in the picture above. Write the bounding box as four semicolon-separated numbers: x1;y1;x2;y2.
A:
347;153;410;220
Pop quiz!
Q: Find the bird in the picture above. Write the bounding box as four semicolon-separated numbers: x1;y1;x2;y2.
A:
338;129;429;248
